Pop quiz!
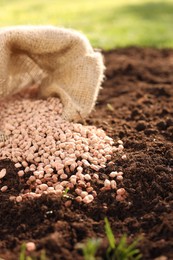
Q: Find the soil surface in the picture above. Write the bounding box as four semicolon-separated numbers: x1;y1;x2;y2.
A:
0;47;173;260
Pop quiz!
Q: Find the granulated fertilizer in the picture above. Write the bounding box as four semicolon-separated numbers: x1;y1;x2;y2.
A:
0;96;126;203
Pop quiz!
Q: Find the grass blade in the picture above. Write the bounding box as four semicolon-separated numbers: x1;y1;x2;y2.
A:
104;217;116;250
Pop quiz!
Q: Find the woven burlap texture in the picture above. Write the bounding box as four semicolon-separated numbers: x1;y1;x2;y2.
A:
0;25;104;121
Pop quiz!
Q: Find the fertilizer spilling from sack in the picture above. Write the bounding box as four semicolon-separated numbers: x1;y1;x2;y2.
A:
0;96;126;204
0;26;104;121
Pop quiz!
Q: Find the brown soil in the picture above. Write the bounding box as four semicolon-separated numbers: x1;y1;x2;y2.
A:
0;47;173;260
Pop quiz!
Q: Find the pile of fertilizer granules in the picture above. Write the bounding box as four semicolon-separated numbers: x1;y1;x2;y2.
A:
0;96;126;204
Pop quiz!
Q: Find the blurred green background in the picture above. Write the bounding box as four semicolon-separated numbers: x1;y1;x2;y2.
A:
0;0;173;49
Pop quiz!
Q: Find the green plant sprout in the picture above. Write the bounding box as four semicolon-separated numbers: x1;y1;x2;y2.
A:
104;217;142;260
40;250;47;260
77;218;142;260
77;238;101;260
19;244;32;260
19;244;46;260
62;187;69;195
107;103;115;112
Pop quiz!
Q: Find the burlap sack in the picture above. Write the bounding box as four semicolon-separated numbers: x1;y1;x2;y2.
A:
0;25;104;121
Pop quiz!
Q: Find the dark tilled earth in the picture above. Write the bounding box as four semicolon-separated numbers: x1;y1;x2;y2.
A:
0;47;173;260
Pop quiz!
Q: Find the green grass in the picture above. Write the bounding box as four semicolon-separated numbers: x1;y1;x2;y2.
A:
77;238;101;260
77;218;142;260
0;0;173;49
19;243;46;260
104;217;142;260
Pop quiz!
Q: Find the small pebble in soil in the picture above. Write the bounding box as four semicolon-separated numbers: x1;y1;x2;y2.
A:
117;140;123;145
116;188;126;202
16;196;23;202
26;242;36;252
117;188;126;195
109;171;118;178
116;175;123;181
0;168;6;179
118;144;124;151
104;179;111;189
1;185;8;192
121;154;127;160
